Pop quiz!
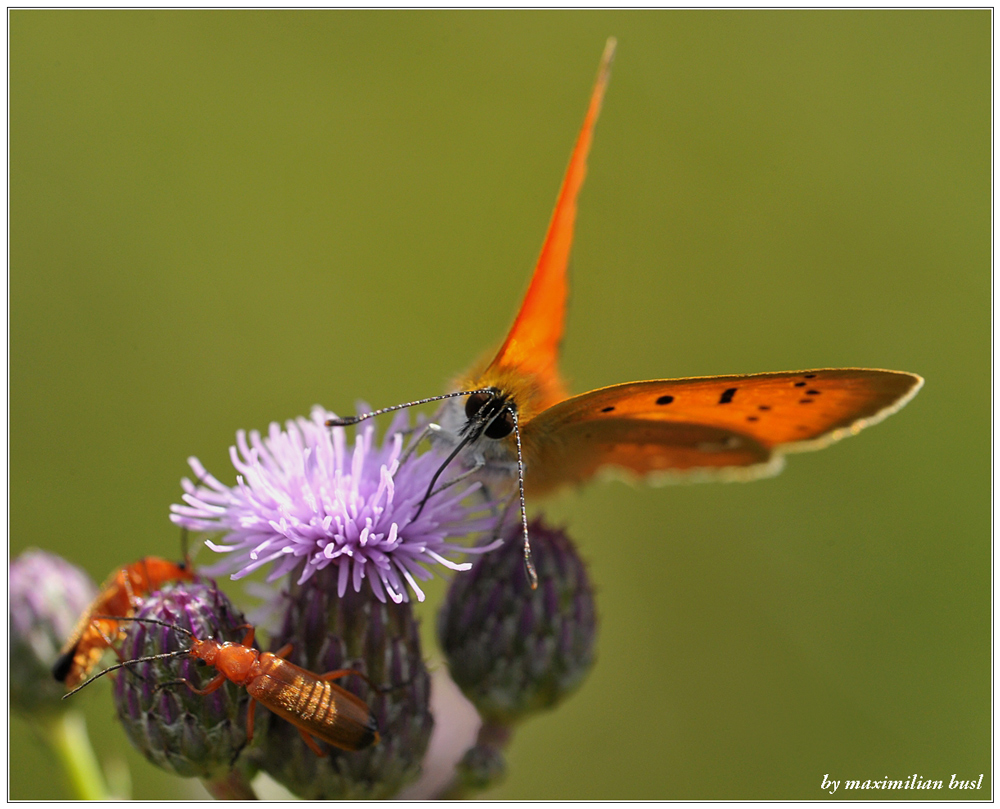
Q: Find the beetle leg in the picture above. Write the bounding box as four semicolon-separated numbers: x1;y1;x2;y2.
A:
124;565;141;608
319;667;409;694
95;621;126;661
318;668;370;686
297;728;327;757
178;671;228;696
246;697;257;742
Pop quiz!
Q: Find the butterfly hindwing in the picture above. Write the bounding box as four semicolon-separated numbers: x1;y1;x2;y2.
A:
520;369;923;493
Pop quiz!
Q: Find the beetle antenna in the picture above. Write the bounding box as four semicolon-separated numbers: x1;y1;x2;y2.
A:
62;616;201;698
91;615;196;640
62;648;190;698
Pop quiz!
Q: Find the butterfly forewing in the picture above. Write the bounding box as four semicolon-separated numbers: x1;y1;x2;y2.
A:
520;369;923;493
484;38;616;391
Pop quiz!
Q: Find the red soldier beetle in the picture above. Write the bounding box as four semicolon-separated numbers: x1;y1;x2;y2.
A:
52;529;199;688
52;554;196;689
65;616;380;756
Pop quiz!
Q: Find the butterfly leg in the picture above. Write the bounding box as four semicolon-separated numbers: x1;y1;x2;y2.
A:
427;458;486;499
399;421;435;466
414;429;483;518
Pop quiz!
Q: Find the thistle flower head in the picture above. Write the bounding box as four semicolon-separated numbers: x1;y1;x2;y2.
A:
254;569;433;799
112;580;251;780
438;518;598;725
170;406;500;605
10;549;97;715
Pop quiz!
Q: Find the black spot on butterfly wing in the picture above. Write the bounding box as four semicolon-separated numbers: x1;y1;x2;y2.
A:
601;406;615;413
718;388;737;404
656;395;674;405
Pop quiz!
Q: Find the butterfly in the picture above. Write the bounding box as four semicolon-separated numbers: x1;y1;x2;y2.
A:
330;38;923;587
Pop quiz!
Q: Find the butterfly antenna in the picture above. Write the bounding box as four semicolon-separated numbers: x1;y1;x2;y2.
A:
325;389;495;428
510;410;538;590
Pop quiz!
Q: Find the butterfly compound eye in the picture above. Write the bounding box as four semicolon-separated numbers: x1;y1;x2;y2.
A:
484;407;515;440
465;392;491;419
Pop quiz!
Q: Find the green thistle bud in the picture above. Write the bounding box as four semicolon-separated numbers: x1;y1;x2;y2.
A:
254;568;433;800
112;580;252;780
438;518;598;725
10;549;97;716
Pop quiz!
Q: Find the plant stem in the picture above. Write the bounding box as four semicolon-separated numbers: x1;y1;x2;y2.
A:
202;769;259;800
45;710;113;800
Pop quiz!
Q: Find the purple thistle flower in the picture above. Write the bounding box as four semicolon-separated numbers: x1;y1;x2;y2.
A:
10;549;97;715
170;406;500;604
113;581;254;785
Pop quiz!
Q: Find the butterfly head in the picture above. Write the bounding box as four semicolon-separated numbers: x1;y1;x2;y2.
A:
463;389;516;441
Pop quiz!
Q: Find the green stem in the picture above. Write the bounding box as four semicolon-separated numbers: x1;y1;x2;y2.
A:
44;710;112;800
201;770;259;800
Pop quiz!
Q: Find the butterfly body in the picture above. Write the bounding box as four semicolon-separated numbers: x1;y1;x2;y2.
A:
432;359;567;494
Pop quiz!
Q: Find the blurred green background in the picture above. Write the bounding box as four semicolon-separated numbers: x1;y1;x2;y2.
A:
10;9;989;800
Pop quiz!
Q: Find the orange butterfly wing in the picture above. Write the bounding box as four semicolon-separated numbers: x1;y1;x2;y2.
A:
451;43;923;506
520;369;923;495
475;38;616;412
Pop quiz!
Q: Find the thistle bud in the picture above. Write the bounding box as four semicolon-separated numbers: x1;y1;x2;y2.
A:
112;580;252;780
10;549;97;715
254;568;433;799
438;518;598;725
